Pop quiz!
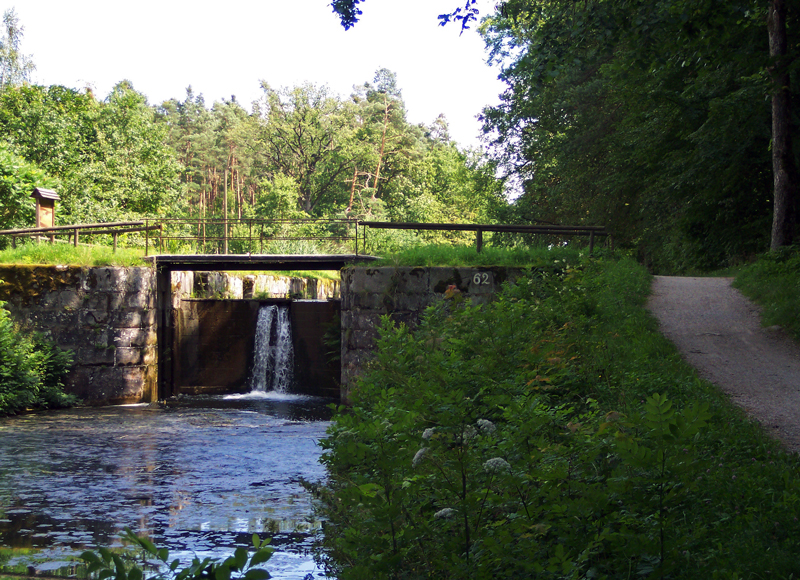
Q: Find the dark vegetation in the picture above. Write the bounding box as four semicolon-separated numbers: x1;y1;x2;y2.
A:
734;247;800;341
0;292;74;416
314;253;800;579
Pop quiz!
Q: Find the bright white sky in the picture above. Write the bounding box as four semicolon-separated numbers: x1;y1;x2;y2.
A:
3;0;506;149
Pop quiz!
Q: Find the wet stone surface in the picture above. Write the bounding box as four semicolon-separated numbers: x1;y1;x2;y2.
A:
0;394;333;579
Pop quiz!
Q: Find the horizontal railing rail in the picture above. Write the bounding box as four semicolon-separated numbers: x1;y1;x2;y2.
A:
0;221;162;252
143;218;360;256
358;221;610;252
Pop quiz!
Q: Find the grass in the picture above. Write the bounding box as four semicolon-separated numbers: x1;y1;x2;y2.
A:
733;247;800;341
0;245;341;282
0;244;148;267
363;243;592;268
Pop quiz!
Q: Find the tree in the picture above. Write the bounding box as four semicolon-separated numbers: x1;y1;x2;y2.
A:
477;0;786;271
330;0;480;33
0;142;56;230
254;82;357;215
768;0;797;249
0;8;35;91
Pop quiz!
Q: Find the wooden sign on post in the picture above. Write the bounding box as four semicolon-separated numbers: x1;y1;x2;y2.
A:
31;187;60;229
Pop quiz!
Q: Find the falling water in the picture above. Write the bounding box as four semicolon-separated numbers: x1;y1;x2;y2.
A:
249;304;293;393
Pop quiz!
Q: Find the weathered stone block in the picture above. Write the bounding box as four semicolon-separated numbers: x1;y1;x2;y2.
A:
59;290;81;310
81;310;110;326
82;293;109;310
115;347;143;365
109;309;147;328
351;292;389;310
351;312;383;332
429;268;468;294
78;346;116;365
350;329;379;350
125;291;155;309
360;268;398;293
114;328;153;348
391;293;434;311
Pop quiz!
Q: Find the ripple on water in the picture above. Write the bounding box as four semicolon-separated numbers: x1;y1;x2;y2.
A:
0;395;334;580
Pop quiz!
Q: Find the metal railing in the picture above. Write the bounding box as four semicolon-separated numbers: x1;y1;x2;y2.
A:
1;218;609;256
0;221;161;252
143;218;360;256
358;221;610;252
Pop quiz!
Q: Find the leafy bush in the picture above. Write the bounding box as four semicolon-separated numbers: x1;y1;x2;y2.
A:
313;255;800;579
81;528;274;580
733;247;800;341
0;298;74;416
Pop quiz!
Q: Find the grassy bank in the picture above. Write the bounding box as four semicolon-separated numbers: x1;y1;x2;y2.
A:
367;243;589;267
315;253;800;579
733;248;800;341
0;244;147;267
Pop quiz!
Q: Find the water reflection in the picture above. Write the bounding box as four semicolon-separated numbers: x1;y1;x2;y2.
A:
0;394;333;579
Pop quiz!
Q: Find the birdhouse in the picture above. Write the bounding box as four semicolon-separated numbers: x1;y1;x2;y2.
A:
31;187;60;229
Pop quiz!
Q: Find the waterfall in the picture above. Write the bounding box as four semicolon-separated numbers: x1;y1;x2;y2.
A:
249;304;293;393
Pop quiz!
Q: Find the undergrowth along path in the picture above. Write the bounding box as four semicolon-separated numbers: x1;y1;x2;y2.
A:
648;276;800;452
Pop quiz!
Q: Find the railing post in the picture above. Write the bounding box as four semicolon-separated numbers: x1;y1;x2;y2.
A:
476;228;483;253
113;232;118;253
74;228;79;247
589;230;595;253
145;221;149;257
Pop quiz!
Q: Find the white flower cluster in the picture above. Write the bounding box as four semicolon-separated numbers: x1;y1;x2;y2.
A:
434;508;457;520
483;457;511;473
477;419;496;434
422;428;435;440
462;425;477;442
412;447;428;467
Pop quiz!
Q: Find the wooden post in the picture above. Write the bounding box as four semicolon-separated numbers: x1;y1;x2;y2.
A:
476;229;483;253
145;223;149;257
589;230;595;253
73;228;79;247
113;232;118;253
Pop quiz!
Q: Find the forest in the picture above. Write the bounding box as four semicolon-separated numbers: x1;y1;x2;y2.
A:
4;0;799;272
0;8;504;254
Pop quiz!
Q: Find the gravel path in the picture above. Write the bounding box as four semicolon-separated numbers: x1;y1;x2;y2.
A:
647;276;800;453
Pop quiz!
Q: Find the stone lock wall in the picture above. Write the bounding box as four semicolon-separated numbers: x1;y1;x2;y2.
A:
0;266;157;404
340;266;525;400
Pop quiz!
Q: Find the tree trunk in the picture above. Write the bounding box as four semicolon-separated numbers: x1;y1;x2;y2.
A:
769;0;797;250
372;94;390;200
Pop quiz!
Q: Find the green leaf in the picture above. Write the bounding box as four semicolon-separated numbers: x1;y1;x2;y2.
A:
244;569;272;580
233;547;248;570
250;547;274;567
80;551;101;564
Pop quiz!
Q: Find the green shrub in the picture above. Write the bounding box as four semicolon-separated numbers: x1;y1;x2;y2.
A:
313;254;800;579
0;299;74;416
80;528;274;580
733;247;800;341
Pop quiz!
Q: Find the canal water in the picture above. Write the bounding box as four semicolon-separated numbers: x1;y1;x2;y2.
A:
0;392;333;579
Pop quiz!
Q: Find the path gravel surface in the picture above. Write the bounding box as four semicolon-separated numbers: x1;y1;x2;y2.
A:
647;276;800;453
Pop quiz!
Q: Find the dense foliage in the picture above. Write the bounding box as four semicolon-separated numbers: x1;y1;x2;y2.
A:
733;246;800;341
0;67;505;253
478;0;791;272
0;296;74;416
314;254;800;579
80;528;274;580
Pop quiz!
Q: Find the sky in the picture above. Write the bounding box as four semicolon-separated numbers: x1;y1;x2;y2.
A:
2;0;507;149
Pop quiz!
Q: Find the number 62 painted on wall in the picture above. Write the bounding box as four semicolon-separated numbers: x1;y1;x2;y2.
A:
472;272;491;285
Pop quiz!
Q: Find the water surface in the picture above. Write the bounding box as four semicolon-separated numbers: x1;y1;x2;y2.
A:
0;393;333;579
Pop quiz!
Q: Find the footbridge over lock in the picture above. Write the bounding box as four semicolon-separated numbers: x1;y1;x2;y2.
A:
148;254;380;400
